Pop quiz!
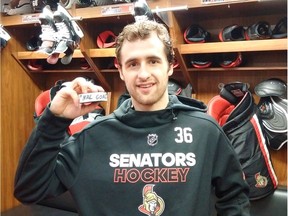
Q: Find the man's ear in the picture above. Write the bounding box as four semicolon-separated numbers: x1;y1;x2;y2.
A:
118;68;124;81
115;58;124;80
168;64;174;77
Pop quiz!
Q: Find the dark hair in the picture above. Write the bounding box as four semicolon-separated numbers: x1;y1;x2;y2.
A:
115;21;174;66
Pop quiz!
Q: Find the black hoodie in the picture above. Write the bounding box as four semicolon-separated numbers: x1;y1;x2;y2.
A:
14;95;250;216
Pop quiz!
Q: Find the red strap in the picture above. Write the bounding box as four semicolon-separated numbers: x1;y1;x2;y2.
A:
35;90;51;117
68;121;90;135
207;95;235;126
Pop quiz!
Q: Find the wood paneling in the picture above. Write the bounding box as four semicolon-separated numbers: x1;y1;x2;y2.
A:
1;36;41;211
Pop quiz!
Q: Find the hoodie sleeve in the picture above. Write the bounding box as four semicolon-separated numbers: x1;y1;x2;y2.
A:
211;127;251;216
14;107;74;204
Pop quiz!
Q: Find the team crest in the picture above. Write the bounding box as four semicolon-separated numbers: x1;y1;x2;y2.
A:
255;172;268;188
138;184;165;216
147;134;158;146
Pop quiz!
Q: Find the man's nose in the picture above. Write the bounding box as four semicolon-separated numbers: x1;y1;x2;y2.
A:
138;64;150;80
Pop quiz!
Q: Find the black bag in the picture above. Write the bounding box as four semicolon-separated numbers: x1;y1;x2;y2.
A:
207;82;278;200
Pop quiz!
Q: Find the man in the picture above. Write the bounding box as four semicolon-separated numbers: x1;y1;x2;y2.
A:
14;20;250;215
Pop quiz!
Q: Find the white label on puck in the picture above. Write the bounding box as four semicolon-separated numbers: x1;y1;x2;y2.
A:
79;92;108;103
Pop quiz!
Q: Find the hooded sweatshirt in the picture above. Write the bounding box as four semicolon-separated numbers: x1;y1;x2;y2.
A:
14;95;250;216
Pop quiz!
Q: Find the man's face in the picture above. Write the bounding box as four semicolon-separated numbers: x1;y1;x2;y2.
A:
118;32;173;111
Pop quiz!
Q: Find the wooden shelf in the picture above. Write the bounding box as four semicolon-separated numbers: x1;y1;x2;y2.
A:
2;0;268;27
20;66;288;74
88;48;116;58
15;38;286;60
1;13;39;26
171;0;258;8
14;49;84;59
15;48;115;60
0;0;166;26
74;4;133;19
187;67;287;72
28;69;94;73
0;6;124;26
179;39;287;54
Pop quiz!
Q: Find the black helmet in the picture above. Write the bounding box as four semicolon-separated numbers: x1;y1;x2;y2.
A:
184;24;210;43
255;78;287;150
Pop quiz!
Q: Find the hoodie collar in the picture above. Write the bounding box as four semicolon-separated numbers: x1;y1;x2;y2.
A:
113;95;207;128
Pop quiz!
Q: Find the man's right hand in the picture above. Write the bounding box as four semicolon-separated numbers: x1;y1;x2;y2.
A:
50;77;105;119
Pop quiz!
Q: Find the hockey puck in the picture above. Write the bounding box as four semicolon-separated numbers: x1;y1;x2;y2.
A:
79;92;108;103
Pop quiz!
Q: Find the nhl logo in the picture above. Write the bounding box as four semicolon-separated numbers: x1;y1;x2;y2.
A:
147;134;158;146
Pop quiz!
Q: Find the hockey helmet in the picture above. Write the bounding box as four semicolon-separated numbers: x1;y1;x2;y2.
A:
184;24;210;43
168;78;193;98
190;54;212;68
97;30;117;48
272;17;287;39
254;78;287;98
245;21;272;40
255;78;287;150
219;24;246;42
218;52;242;68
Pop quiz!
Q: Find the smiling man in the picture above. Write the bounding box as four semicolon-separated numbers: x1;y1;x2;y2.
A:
14;20;250;216
116;21;174;111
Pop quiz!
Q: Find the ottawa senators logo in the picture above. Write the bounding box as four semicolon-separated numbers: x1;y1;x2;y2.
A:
138;184;165;216
255;172;268;188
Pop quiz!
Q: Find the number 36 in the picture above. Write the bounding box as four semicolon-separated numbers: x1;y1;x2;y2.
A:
174;127;193;143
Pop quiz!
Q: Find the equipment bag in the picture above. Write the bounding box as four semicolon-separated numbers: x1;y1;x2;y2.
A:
207;82;278;200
